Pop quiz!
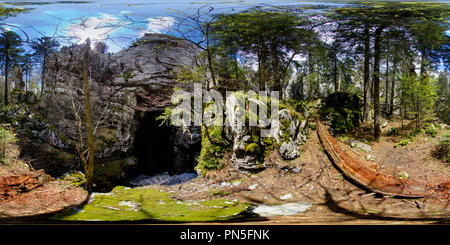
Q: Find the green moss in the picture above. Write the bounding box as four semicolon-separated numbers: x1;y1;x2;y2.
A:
394;140;409;148
52;186;251;222
245;143;260;154
60;171;86;187
195;126;229;174
97;128;118;143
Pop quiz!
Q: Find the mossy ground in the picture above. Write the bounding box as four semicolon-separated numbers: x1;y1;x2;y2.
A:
52;186;251;222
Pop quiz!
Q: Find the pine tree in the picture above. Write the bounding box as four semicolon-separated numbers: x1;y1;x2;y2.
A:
0;30;23;105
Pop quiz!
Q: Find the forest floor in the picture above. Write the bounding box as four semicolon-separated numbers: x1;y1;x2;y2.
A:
150;118;450;224
2;117;450;223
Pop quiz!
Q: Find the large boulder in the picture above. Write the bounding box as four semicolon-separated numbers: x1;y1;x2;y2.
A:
195;92;309;174
39;34;202;182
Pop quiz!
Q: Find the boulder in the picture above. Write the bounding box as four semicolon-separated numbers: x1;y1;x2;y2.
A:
349;140;372;153
39;34;202;179
271;108;308;159
222;92;309;171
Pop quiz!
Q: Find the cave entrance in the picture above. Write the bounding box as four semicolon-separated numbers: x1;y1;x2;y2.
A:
132;110;201;177
133;110;175;175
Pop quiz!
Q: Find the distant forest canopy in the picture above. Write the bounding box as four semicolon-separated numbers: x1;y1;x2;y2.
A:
0;2;450;140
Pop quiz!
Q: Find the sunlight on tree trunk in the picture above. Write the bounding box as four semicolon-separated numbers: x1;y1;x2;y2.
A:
82;38;95;192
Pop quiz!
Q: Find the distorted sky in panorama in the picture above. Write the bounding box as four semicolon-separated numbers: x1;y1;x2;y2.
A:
0;0;365;52
1;0;450;53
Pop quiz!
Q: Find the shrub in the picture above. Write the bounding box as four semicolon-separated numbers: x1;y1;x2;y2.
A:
386;127;398;136
394;140;409;148
0;126;18;163
425;123;438;137
431;131;450;162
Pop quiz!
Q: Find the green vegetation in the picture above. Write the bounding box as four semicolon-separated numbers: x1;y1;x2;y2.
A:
319;92;362;133
0;125;17;163
431;131;450;162
52;186;251;222
425;123;439;137
195;126;228;175
395;140;409;148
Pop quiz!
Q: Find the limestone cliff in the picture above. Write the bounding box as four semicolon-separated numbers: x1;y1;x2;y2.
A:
39;34;201;180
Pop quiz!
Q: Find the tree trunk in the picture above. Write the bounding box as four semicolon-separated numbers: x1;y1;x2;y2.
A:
373;26;385;140
363;23;371;122
337;66;341;92
206;47;217;91
41;54;46;94
390;57;397;115
384;54;389;111
333;52;338;92
4;54;8;105
82;38;95;192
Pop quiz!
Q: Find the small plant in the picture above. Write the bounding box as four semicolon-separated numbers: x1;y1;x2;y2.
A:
122;70;136;82
425;123;438;137
431;132;450;162
386;127;398;136
394;140;409;148
0;126;18;163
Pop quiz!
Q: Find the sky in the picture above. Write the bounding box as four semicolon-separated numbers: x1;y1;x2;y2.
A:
0;0;349;53
1;0;449;54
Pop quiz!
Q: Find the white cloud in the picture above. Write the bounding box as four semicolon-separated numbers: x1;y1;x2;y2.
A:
65;13;129;44
141;16;176;35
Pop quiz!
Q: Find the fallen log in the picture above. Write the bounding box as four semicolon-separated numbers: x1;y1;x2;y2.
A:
0;170;51;200
317;121;429;197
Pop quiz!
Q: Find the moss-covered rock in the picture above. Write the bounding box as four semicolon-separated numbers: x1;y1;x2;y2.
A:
319;92;361;133
195;126;227;176
52;186;251;222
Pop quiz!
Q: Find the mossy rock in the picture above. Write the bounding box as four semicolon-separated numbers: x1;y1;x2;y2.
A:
244;143;260;154
52;186;251;222
319;92;362;133
195;126;228;175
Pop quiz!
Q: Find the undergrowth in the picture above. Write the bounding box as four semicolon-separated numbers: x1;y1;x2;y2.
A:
431;131;450;163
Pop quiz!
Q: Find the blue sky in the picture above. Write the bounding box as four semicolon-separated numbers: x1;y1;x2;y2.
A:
0;0;345;53
1;0;449;54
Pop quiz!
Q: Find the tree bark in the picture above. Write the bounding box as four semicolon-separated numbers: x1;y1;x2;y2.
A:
82;38;95;192
384;53;389;111
373;26;385;140
390;57;397;115
4;54;8;105
363;23;371;122
41;54;46;94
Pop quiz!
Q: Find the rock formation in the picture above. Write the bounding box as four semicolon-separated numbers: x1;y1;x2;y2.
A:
37;33;310;185
39;34;202;182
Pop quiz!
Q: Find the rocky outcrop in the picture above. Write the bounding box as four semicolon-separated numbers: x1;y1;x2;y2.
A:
196;92;309;174
271;109;308;159
39;34;201;182
38;33;309;182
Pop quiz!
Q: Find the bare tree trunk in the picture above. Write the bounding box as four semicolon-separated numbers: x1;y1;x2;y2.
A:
363;23;371;122
41;54;46;95
373;26;385;140
4;54;8;105
82;38;95;192
390;57;397;115
384;54;389;111
337;66;341;92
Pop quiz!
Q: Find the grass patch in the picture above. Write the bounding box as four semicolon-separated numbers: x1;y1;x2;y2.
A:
52;186;251;222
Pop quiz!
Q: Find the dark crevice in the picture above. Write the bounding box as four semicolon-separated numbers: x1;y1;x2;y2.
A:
133;110;175;176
